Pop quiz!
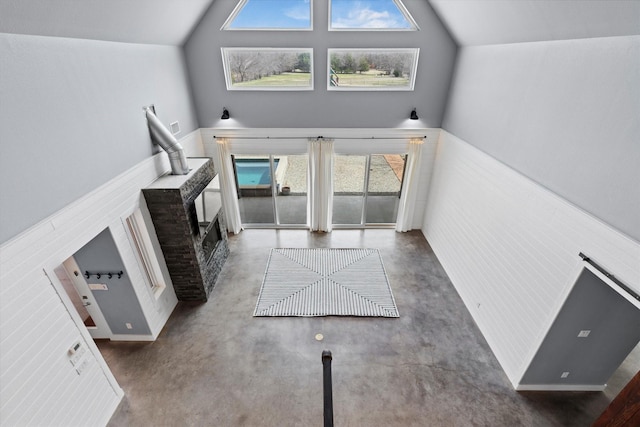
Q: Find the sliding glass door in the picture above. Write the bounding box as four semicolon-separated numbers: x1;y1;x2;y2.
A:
332;155;367;225
233;154;307;227
365;154;405;224
275;154;307;225
232;152;405;228
332;154;406;227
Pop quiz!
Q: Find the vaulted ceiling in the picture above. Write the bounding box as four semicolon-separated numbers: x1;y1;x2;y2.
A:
1;0;638;47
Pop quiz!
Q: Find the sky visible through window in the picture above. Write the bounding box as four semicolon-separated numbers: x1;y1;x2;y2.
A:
331;0;416;29
226;0;311;29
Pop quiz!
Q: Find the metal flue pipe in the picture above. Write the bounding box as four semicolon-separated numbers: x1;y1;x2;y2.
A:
144;107;189;175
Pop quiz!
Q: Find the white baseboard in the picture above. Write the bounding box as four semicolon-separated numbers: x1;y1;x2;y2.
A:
516;384;606;392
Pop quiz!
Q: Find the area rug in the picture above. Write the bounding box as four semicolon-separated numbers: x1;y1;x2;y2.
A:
254;248;399;317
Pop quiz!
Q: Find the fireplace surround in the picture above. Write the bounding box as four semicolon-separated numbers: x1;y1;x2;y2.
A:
143;158;229;301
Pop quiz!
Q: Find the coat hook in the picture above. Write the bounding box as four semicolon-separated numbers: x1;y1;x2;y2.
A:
108;273;113;279
85;271;90;279
118;271;123;279
96;273;101;279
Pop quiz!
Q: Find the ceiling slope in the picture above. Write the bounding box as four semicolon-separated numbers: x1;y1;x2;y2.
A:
428;0;640;46
0;0;214;45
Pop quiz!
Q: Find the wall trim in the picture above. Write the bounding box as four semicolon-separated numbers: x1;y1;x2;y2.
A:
422;130;640;389
516;384;607;392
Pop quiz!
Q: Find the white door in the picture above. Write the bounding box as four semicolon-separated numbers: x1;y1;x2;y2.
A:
62;257;112;339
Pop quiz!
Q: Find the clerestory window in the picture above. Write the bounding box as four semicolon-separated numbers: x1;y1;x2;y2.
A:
329;0;418;31
222;0;312;30
221;0;420;91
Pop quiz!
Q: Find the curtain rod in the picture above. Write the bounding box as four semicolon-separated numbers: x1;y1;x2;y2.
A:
212;135;427;140
579;252;640;302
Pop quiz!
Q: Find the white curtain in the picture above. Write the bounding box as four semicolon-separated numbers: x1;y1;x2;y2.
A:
307;138;334;232
216;138;243;234
396;138;424;232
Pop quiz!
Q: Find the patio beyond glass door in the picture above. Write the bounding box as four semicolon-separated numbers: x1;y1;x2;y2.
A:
332;153;406;227
235;155;275;225
275;154;307;225
365;154;405;224
233;154;307;227
332;155;367;225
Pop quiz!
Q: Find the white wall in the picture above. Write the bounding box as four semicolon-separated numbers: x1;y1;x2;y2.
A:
0;33;199;243
201;128;438;230
184;1;456;128
423;131;640;387
0;132;203;426
442;35;640;241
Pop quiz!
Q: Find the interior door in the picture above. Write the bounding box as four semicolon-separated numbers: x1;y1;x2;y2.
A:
62;257;112;339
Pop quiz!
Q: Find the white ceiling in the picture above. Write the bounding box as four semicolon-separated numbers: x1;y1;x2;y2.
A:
428;0;640;46
0;0;215;45
0;0;638;46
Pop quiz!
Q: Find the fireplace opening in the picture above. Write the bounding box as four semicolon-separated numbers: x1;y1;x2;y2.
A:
201;217;222;260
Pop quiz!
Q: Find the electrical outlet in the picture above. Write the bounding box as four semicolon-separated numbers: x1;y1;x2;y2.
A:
126;323;133;329
561;372;570;379
578;330;591;338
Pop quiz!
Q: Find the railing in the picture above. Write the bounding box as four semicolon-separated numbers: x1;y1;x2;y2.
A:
329;68;339;87
322;350;334;427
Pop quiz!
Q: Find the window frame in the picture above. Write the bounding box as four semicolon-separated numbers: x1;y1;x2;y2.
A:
221;47;315;91
327;48;419;91
221;0;314;31
328;0;419;31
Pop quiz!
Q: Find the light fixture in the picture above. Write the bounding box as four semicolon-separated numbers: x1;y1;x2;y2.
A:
221;108;230;120
410;108;419;120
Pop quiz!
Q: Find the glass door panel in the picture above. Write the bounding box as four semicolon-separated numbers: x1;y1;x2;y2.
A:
365;154;405;224
234;155;275;225
275;154;308;225
333;155;367;225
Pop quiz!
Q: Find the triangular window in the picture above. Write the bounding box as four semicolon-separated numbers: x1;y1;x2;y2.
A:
329;0;418;30
222;0;312;30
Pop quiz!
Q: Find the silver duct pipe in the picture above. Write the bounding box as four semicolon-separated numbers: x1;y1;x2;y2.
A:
144;107;190;175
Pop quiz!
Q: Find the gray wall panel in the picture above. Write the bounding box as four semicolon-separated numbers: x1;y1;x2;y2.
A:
0;33;198;243
73;228;151;336
183;0;457;129
442;36;640;241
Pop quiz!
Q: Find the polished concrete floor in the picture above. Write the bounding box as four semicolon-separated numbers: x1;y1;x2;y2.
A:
102;229;638;426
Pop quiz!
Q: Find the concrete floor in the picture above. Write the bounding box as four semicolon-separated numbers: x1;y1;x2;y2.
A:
101;229;638;426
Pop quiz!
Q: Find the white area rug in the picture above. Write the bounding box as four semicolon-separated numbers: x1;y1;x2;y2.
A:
254;248;399;317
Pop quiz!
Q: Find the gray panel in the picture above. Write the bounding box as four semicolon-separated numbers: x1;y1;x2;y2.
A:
0;33;198;244
521;269;640;386
183;0;457;129
442;36;640;241
73;228;151;336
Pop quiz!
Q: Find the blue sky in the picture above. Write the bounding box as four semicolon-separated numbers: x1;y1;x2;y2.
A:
331;0;413;29
228;0;414;29
229;0;312;29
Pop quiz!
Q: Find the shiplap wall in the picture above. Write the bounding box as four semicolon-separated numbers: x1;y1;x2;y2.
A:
422;131;640;387
0;130;203;426
201;128;438;230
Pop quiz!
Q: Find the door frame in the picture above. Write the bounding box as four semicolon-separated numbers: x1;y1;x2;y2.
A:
62;257;113;339
43;267;123;400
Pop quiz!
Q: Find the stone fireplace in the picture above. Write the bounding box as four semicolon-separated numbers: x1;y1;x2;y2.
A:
142;158;229;301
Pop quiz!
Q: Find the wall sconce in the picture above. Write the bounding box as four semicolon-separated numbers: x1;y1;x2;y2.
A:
410;109;419;120
221;108;230;120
